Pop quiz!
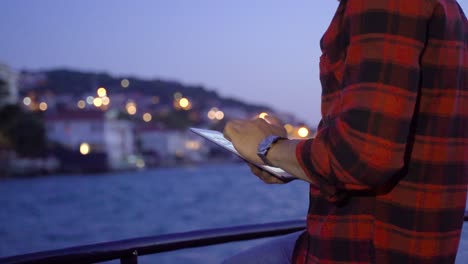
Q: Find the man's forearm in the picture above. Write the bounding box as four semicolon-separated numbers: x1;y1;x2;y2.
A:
267;139;316;185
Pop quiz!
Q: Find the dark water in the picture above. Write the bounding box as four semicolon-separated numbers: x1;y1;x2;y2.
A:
0;163;310;263
0;163;466;263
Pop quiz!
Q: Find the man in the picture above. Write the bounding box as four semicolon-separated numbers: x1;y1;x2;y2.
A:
223;0;467;263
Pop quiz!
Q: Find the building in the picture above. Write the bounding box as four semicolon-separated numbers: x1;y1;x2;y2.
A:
0;63;18;107
45;110;136;171
137;125;208;166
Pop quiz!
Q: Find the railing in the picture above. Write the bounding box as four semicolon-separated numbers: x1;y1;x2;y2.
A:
1;213;467;264
0;220;306;264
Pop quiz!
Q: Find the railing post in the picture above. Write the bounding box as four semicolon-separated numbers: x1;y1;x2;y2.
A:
120;250;138;264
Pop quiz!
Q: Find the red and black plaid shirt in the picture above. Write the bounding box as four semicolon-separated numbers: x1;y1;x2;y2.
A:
294;0;467;263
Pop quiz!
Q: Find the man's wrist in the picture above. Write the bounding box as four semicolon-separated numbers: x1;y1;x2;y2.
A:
266;138;318;184
257;135;286;166
267;139;290;167
267;139;298;168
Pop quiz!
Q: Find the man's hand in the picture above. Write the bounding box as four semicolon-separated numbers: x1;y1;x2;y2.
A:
223;115;291;184
223;116;287;166
224;115;313;185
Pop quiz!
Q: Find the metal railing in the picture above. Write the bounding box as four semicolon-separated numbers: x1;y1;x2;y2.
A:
0;220;306;264
1;212;467;264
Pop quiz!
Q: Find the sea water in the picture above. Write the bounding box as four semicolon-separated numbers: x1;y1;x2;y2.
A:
0;163;466;263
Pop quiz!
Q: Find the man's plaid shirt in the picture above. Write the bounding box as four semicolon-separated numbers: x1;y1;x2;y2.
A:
294;0;467;263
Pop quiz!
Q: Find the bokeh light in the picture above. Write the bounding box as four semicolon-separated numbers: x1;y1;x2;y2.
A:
126;102;137;115
143;113;152;122
185;140;201;150
93;97;103;107
207;110;216;120
121;79;130;88
97;87;107;97
23;97;31;106
179;98;189;108
215;111;225;120
39;102;48;111
101;96;110;106
80;143;90;155
207;107;219;120
77;100;86;109
298;127;309;138
86;96;94;105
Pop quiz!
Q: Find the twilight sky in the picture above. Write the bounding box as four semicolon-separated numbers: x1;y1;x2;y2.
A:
1;0;467;125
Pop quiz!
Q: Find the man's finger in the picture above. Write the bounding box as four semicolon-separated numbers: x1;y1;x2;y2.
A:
248;163;262;174
247;163;284;184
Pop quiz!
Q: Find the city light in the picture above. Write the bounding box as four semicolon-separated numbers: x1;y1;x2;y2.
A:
86;96;94;105
143;113;152;122
127;105;137;115
207;107;224;120
80;143;90;155
101;96;110;106
215;111;225;120
208;110;216;120
298;127;310;138
97;87;107;97
259;112;268;119
77;100;86;109
39;102;48;111
126;102;137;115
23;97;31;106
207;107;218;120
179;98;189;108
185;140;201;150
93;97;103;107
121;79;130;88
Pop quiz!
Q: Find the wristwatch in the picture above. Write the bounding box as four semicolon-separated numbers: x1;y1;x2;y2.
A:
257;135;286;166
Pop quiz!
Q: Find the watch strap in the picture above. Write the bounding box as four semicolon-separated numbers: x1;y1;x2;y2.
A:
257;135;285;166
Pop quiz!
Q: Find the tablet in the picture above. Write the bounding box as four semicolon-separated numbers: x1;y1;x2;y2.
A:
190;127;295;181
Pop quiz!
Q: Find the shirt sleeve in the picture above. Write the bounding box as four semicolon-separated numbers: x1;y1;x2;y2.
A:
296;0;435;200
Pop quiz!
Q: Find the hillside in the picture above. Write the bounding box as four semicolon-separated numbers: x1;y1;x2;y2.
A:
19;69;274;114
